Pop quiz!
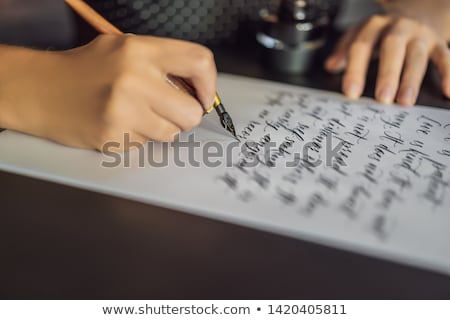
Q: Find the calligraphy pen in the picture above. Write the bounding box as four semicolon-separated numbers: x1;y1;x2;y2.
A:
64;0;237;138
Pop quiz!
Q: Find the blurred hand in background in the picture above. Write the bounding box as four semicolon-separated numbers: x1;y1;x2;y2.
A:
325;0;450;106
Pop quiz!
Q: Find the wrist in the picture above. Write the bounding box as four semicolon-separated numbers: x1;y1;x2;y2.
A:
0;46;47;131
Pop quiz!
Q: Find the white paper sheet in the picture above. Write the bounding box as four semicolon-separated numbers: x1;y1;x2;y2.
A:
1;74;450;275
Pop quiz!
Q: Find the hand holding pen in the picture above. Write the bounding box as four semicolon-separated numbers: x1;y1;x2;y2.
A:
0;1;235;151
65;0;236;138
1;34;218;150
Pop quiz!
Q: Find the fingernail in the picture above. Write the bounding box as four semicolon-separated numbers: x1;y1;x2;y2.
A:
398;87;415;106
345;83;362;100
378;87;394;104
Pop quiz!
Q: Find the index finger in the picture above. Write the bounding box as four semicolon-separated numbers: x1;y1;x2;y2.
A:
152;38;217;110
343;15;390;99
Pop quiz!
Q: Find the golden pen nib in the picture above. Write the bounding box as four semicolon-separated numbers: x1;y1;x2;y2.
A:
205;95;222;114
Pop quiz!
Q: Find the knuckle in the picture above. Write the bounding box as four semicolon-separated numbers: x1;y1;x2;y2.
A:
190;45;215;70
367;14;385;26
410;38;429;55
416;23;432;36
349;41;370;55
391;16;406;27
383;33;404;45
117;36;141;59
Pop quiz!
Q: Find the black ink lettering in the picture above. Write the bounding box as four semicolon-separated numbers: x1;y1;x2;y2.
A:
368;144;395;162
345;122;369;143
218;173;238;190
380;131;404;147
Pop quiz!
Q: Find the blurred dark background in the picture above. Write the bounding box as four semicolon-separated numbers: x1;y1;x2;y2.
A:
0;0;380;49
0;0;74;48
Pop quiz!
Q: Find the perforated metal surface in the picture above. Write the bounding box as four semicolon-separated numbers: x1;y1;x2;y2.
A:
86;0;279;44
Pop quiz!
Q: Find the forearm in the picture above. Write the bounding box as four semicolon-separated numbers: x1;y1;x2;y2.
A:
0;45;39;130
0;45;50;131
377;0;450;41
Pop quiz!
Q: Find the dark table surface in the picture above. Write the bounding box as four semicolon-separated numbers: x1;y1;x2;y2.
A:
1;39;450;299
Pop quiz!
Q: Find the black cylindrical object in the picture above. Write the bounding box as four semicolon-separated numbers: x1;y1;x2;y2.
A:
257;0;332;74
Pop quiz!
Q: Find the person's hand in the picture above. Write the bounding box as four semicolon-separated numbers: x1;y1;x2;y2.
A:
0;34;217;151
325;14;450;106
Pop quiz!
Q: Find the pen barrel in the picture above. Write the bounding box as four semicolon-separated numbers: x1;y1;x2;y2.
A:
65;0;123;35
